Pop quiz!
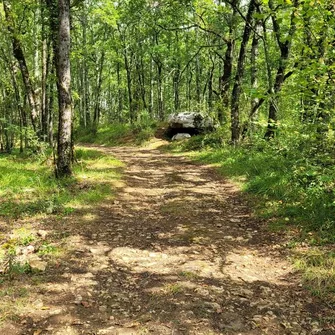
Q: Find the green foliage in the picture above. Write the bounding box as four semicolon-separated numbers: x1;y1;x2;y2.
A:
0;245;31;281
38;243;58;256
14;229;35;246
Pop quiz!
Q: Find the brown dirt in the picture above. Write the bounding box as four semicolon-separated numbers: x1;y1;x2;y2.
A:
1;141;334;335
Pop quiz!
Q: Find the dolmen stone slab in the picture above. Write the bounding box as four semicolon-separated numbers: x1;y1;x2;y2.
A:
166;111;215;138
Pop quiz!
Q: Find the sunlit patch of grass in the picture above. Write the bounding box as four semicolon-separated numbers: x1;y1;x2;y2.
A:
37;243;59;256
294;249;335;303
76;123;156;146
10;227;35;246
162;283;184;295
0;147;123;219
81;213;98;222
178;271;197;280
0;287;28;298
0;286;34;324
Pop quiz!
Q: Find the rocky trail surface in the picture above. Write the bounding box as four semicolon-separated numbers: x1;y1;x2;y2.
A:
2;141;334;335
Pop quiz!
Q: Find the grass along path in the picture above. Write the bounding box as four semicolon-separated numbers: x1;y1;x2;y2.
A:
1;140;334;334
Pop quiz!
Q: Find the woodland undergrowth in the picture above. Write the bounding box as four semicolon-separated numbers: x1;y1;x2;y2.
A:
76;121;157;146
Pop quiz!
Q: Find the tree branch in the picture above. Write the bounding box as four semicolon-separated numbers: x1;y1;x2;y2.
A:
178;44;223;83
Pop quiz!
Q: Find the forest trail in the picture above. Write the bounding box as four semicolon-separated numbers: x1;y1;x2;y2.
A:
3;141;334;335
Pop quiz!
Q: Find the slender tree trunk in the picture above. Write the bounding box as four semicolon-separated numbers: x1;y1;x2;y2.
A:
41;1;51;142
3;0;38;132
195;50;201;104
124;49;133;123
48;77;54;145
208;55;215;110
10;63;27;148
265;0;298;138
157;62;164;120
56;0;72;177
82;17;90;127
46;0;58;146
230;0;256;143
41;38;48;140
116;60;123;122
149;58;154;116
250;29;260;124
173;31;180;113
93;51;105;127
242;22;261;137
136;54;147;111
218;0;238;124
173;64;180;113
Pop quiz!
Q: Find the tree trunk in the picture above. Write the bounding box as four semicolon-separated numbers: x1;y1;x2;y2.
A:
3;0;38;133
136;54;147;111
116;60;123;122
208;55;215;110
173;64;180;113
124;49;134;123
230;0;256;143
93;51;105;127
149;58;154;116
250;29;260;125
56;0;72;177
242;22;262;137
82;16;90;127
157;61;164;120
265;0;298;138
218;0;238;124
41;0;52;142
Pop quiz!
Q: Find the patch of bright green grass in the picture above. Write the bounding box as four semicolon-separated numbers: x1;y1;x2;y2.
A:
76;122;156;146
163;283;184;295
178;271;197;280
0;147;123;219
294;250;335;303
37;243;58;256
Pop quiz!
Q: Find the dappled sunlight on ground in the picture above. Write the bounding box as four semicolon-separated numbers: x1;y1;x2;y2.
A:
0;143;333;335
222;250;292;284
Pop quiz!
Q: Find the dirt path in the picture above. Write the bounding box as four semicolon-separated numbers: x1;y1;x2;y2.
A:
3;142;334;335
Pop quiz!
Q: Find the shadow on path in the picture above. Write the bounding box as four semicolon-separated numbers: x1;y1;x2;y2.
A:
2;142;334;335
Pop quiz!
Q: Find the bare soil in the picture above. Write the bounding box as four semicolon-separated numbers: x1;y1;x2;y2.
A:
2;141;334;335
